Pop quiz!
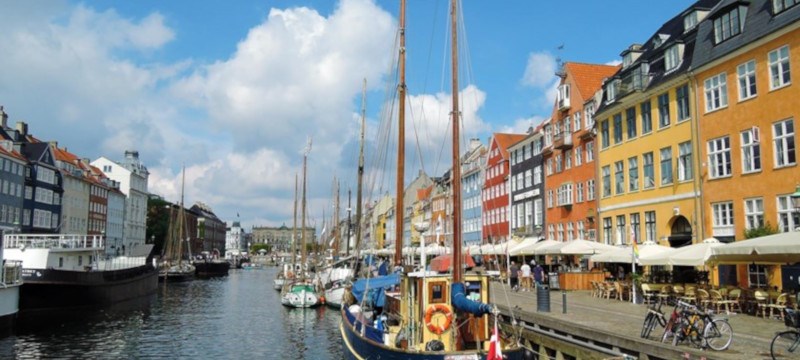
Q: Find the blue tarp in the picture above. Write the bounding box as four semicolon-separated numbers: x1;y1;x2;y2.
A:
451;282;493;316
351;274;400;308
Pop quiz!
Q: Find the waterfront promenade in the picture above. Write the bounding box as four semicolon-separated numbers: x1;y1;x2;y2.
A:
490;282;788;359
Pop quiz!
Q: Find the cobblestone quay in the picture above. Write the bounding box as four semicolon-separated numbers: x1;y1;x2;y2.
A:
490;282;785;359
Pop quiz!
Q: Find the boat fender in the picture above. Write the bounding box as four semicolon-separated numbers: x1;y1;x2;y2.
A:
424;304;453;335
424;340;445;351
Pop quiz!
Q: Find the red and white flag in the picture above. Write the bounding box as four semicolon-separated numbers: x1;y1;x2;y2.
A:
487;322;502;360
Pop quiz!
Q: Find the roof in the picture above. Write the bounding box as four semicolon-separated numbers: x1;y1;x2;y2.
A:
564;62;621;101
693;0;800;69
492;133;526;158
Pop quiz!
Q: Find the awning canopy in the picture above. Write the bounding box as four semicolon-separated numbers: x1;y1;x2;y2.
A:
709;232;800;264
639;238;721;266
590;241;675;264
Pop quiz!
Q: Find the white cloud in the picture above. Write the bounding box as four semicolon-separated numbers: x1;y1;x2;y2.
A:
521;52;557;88
605;59;622;66
498;115;545;134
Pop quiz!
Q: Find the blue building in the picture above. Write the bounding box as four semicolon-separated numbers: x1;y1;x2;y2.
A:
461;139;486;247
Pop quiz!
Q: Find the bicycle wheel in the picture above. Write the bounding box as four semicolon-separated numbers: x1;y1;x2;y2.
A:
704;319;733;351
661;319;675;343
641;313;656;338
689;317;706;348
771;330;800;359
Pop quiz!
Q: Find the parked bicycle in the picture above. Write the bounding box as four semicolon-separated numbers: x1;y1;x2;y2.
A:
669;300;733;351
661;299;692;343
771;308;799;359
641;298;667;339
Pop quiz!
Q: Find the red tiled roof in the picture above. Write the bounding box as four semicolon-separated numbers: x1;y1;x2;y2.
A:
492;133;526;158
564;62;620;101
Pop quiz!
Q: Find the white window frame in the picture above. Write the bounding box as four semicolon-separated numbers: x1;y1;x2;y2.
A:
777;195;800;232
660;147;673;185
665;44;681;72
773;119;796;168
708;137;732;179
769;45;791;90
744;197;764;230
587;179;595;201
575;146;582;167
740;128;762;173
628;156;639;192
704;72;728;112
586;141;594;162
737;60;757;101
678;141;693;181
712;201;735;228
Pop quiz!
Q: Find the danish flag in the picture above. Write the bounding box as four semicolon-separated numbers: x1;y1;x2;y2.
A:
487;322;502;360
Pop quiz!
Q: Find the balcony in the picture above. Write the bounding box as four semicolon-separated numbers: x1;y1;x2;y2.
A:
557;96;570;111
557;84;571;111
541;144;553;156
553;132;573;150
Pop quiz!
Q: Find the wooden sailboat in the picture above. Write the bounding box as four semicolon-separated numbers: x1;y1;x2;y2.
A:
281;139;321;308
340;1;525;358
159;166;195;282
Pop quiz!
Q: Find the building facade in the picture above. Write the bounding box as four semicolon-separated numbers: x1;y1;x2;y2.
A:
508;127;545;240
482;133;525;244
461;139;487;247
93;150;149;252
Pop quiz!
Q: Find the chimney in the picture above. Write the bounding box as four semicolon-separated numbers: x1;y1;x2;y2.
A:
81;158;91;165
49;141;58;148
15;121;27;137
125;150;139;160
0;106;7;129
469;138;481;151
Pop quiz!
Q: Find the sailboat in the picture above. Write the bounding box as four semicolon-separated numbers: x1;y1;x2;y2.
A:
159;166;195;282
274;173;299;291
340;1;525;357
281;139;321;308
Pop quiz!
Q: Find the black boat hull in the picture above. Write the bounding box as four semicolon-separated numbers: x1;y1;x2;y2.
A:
19;265;158;313
193;260;231;277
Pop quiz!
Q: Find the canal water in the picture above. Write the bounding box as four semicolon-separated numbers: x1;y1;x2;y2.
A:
0;267;344;359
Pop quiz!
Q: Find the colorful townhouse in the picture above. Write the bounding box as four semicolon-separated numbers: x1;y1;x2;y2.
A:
544;62;619;244
482;133;525;244
691;0;800;287
594;0;717;248
461;138;487;247
508;125;545;240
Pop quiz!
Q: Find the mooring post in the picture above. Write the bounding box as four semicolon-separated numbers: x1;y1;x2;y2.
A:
562;290;567;313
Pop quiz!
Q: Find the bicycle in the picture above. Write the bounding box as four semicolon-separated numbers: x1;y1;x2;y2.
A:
661;300;692;343
770;308;800;359
671;300;733;351
641;298;667;339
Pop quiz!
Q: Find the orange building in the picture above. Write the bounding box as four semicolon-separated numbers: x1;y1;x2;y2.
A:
543;62;619;244
692;0;800;288
482;133;525;244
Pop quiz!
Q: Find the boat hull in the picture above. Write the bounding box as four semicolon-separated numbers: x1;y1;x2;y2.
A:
324;285;346;309
281;284;320;308
0;285;20;335
273;278;285;290
193;260;230;278
18;265;158;313
340;307;526;360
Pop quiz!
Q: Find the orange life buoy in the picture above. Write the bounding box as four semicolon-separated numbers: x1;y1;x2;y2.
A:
424;304;453;335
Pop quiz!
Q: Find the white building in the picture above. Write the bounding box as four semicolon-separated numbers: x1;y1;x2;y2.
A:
106;188;125;256
92;151;149;253
225;221;245;258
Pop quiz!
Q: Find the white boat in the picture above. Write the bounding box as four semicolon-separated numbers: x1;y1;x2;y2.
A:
280;281;320;308
0;236;22;331
323;281;348;308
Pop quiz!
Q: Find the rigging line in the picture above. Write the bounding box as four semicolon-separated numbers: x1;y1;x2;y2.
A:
414;0;442;175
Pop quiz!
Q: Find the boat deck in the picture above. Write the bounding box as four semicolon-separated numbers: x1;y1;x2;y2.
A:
490;281;786;359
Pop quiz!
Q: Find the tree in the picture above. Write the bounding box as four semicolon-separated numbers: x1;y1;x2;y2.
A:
744;222;779;239
146;197;174;256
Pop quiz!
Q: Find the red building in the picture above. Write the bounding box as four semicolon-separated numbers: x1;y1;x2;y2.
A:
482;133;525;244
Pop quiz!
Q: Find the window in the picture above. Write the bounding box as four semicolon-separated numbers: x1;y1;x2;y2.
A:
645;211;656;242
523;145;530;160
565;150;572;169
704;73;728;112
563;117;571;134
773;119;796;167
585;103;595;129
675;141;693;181
546;158;552;176
574;112;581;132
576;182;584;203
613;114;623;144
626;107;637;139
774;0;800;14
557;223;564;241
658;92;670;128
534;199;543;226
660;147;673;185
586;141;594;162
533;166;542;185
587;179;595;201
665;45;681;71
575;146;582;166
748;264;768;288
558;84;571;108
577;220;586;239
708;137;732;178
676;84;690;121
606;80;618;103
630;213;641;244
643;152;655;189
712;202;735;229
616;215;627;245
769;45;791;89
524;169;532;187
641;100;653;135
602;166;611;197
603;217;612;245
713;6;746;44
555;154;562;173
778;195;800;232
684;11;699;31
547;190;553;208
628;156;639;192
744;198;764;230
614;161;625;195
741;128;762;173
601;120;610;149
557;183;573;206
737;60;757;100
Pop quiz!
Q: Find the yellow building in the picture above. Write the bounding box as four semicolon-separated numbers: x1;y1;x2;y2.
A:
593;2;710;251
691;0;800;288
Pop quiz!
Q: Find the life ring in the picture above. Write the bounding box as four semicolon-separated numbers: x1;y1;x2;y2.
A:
424;304;454;335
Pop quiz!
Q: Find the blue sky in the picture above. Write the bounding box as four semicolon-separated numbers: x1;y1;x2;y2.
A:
0;0;700;229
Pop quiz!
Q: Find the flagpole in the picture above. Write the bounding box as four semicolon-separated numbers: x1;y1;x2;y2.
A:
631;226;637;304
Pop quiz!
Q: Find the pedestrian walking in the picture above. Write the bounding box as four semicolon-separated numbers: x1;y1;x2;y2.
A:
509;261;519;291
520;262;531;291
533;262;544;289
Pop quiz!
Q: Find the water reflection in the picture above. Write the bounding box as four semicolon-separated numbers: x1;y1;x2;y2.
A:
0;268;343;359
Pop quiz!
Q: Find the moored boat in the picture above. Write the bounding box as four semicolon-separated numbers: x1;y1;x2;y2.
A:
193;251;230;278
0;237;22;332
3;234;157;313
280;281;320;308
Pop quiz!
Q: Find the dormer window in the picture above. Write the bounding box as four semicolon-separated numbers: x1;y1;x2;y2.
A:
713;5;748;44
653;34;670;49
558;84;571;110
623;53;633;68
773;0;799;15
665;44;683;72
684;11;698;31
605;79;620;104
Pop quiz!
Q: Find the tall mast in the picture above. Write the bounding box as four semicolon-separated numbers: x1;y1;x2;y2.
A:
393;0;407;266
346;189;352;257
354;78;366;254
292;173;298;267
450;0;463;284
333;178;340;255
177;165;186;266
301;139;311;273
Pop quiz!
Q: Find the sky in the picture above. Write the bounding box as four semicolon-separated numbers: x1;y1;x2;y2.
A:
0;0;701;232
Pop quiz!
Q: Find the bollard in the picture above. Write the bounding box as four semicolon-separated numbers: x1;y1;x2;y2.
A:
537;285;550;312
562;290;567;313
